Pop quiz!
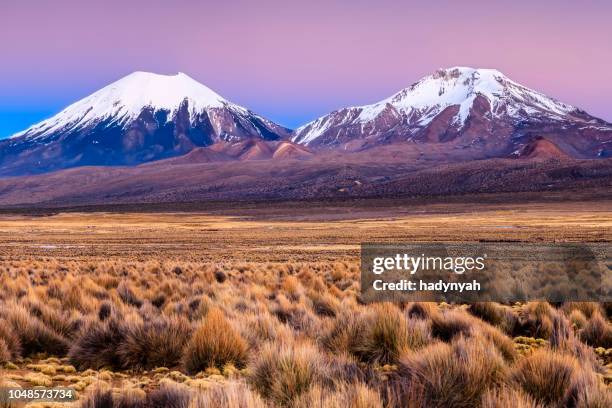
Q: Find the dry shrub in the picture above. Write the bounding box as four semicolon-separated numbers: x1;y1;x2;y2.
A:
477;324;518;363
566;368;612;408
430;309;474;342
580;311;612;348
118;315;192;370
0;318;22;359
147;383;191;408
281;275;303;301
396;336;508;408
480;387;542;408
324;303;426;365
80;388;115;408
308;290;338;317
189;381;266;408
350;303;412;365
568;309;588;330
467;302;518;334
69;317;127;370
249;342;329;406
519;302;555;339
271;294;316;333
63;283;96;313
405;302;438;320
236;312;291;348
80;387;145;408
117;281;143;308
327;353;376;385
0;339;9;364
26;298;81;339
2;302;69;356
510;349;581;407
183;308;248;374
562;302;602;319
295;383;383;408
98;302;112;321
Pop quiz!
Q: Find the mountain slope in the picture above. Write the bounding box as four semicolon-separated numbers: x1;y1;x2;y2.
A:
292;67;612;158
0;72;291;176
0;151;609;207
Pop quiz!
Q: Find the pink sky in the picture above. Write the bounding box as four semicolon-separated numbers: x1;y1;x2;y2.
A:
1;0;611;135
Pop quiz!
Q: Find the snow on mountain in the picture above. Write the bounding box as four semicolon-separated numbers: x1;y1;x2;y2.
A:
292;67;592;146
1;71;291;176
11;72;243;140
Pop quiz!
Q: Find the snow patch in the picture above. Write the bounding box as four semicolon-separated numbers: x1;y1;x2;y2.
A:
293;66;577;145
11;72;232;141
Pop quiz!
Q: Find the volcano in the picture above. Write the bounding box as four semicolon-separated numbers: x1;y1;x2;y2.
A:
0;71;291;176
292;67;612;159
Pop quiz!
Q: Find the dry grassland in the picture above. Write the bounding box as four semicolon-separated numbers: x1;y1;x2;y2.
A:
0;201;611;407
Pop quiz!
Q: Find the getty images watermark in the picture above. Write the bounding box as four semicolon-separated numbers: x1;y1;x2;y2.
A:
360;243;611;303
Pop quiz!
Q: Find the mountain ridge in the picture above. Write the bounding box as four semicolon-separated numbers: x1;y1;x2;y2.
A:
291;67;612;158
1;67;612;178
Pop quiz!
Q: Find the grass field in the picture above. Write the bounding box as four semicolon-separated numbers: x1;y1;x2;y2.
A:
0;201;611;407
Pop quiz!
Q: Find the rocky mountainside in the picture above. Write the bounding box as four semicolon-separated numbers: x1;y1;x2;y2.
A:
292;67;612;159
0;72;291;176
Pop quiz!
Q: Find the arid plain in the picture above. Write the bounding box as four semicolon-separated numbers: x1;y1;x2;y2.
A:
0;201;611;407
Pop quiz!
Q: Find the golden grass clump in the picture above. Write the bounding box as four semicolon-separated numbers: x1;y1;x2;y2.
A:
510;348;582;407
0;301;69;356
323;303;429;365
467;302;518;334
580;310;612;348
480;387;542;408
295;383;384;408
396;336;508;408
183;308;248;374
189;381;267;408
0;338;10;364
249;342;329;406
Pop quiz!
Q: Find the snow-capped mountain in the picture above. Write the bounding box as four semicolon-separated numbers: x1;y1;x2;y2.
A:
292;67;612;158
1;71;290;176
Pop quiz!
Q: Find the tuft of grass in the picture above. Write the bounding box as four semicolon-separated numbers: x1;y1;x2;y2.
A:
295;383;383;408
480;387;542;408
117;281;143;308
80;387;146;408
0;339;9;364
182;308;248;374
467;302;518;334
510;348;580;407
69;317;127;370
397;336;508;408
562;302;602;319
118;315;192;370
568;309;587;330
580;311;612;348
405;302;438;320
324;303;426;365
146;383;190;408
190;381;267;408
518;302;555;339
0;318;22;359
350;303;413;365
2;301;69;356
249;342;329;406
98;302;112;321
430;309;474;342
566;369;612;408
